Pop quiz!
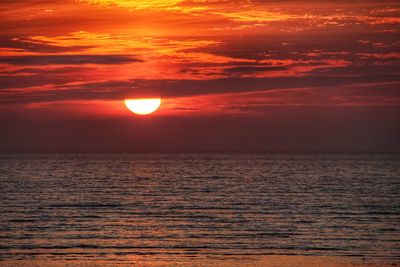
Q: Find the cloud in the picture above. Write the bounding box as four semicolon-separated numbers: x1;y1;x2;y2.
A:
82;0;184;10
0;67;95;89
224;66;288;75
0;66;92;75
0;0;399;110
0;55;142;65
1;71;399;104
0;75;73;90
0;36;93;53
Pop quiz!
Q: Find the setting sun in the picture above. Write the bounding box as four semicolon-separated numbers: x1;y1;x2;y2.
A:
124;98;161;115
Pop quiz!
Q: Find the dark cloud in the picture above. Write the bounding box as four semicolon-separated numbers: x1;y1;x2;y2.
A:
80;73;400;98
224;66;288;74
0;66;92;75
189;31;400;61
0;75;74;90
1;72;399;104
0;55;142;65
309;64;400;76
0;67;94;89
0;36;93;53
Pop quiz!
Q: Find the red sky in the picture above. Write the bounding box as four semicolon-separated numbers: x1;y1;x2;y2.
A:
0;0;399;152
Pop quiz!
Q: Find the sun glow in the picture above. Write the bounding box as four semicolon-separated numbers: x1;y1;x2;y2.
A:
124;98;161;115
83;0;183;9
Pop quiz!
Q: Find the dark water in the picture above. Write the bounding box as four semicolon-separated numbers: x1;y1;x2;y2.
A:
0;154;399;264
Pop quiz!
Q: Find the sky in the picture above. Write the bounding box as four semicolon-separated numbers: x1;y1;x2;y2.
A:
0;0;399;152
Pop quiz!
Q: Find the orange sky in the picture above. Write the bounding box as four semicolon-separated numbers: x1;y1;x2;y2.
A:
0;0;399;152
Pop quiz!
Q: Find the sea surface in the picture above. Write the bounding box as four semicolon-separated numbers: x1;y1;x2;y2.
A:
0;154;399;266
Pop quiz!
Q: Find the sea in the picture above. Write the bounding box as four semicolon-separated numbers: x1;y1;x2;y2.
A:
0;154;399;266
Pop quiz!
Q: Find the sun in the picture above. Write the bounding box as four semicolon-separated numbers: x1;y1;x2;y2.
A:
124;98;161;115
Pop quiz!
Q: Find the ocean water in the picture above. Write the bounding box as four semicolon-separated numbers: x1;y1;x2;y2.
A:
0;154;399;265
